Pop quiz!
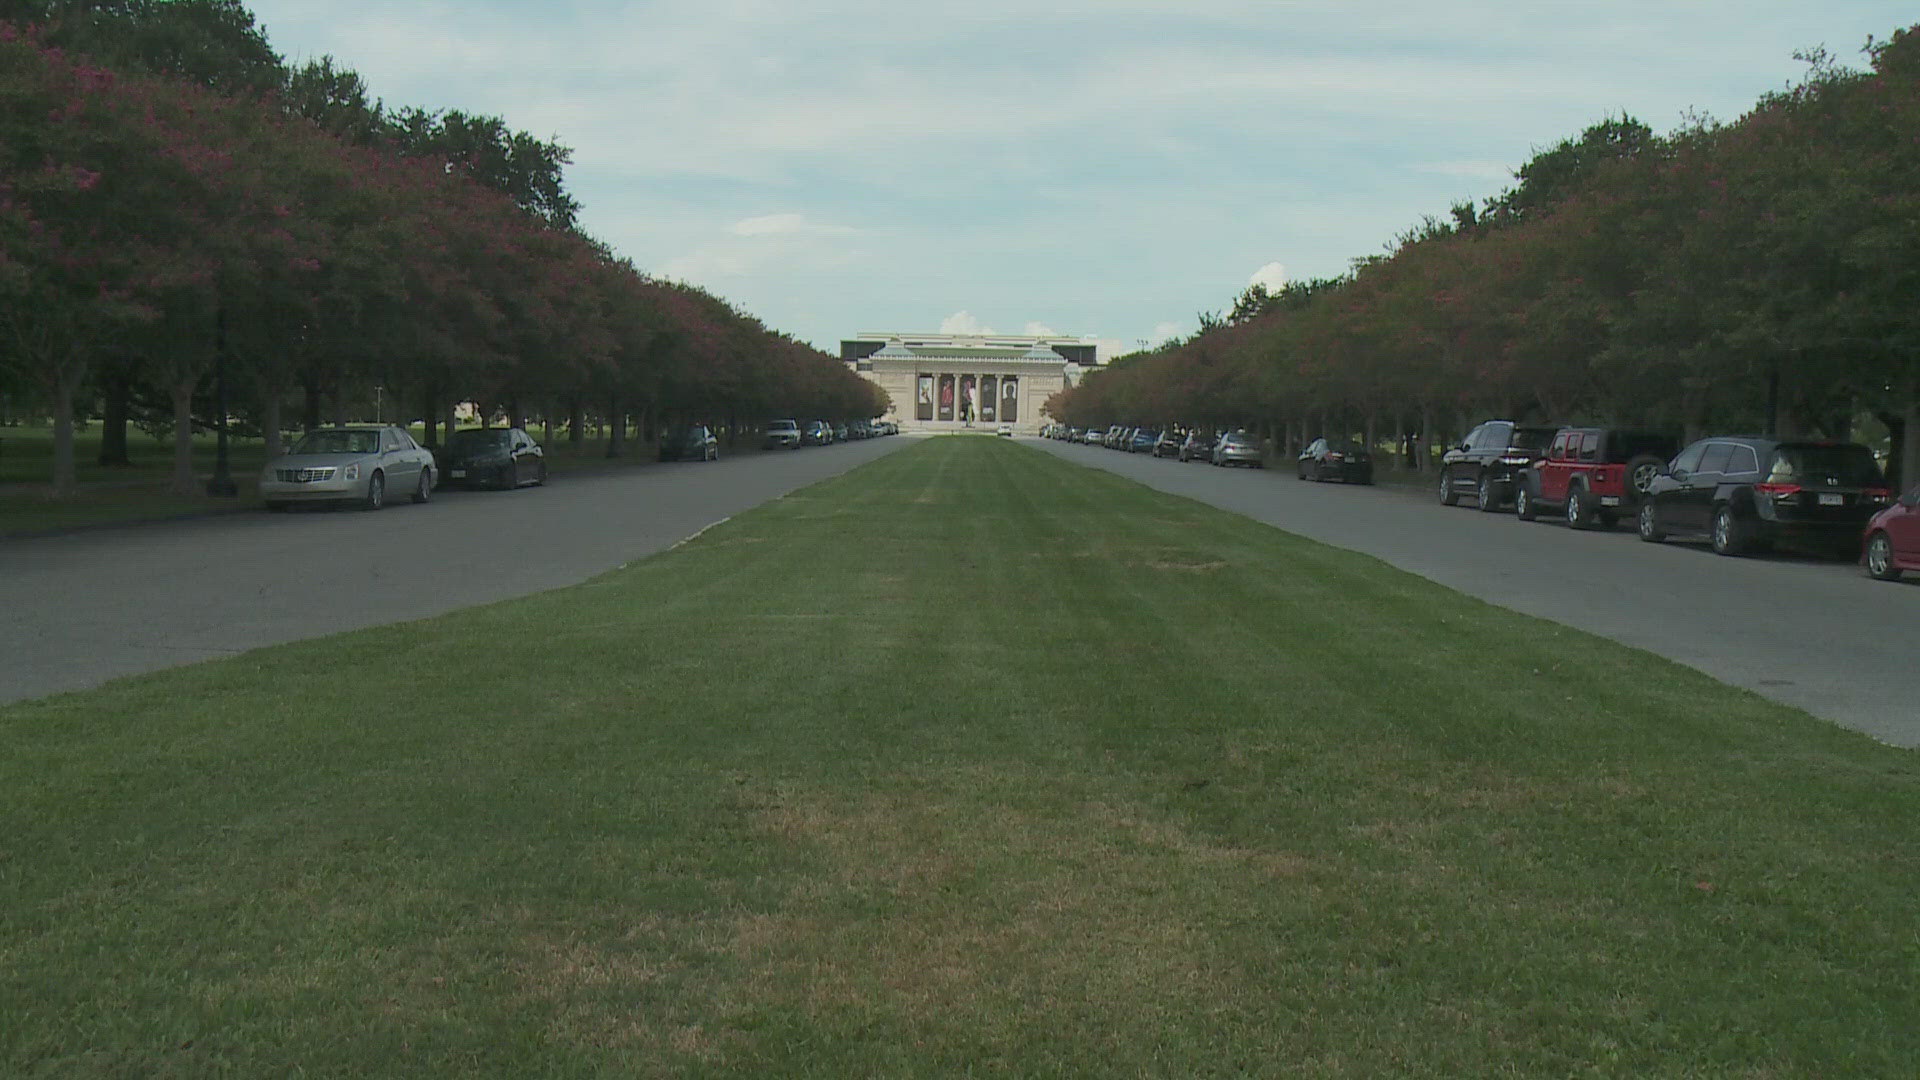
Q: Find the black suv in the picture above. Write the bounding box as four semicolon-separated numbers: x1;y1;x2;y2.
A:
1438;420;1558;511
1637;437;1894;556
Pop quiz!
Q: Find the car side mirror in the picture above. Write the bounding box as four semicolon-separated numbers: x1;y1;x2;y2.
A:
1670;468;1687;482
1456;442;1470;452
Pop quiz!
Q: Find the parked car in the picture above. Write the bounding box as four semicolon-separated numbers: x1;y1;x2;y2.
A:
1211;430;1264;468
763;419;802;450
1153;430;1183;458
261;424;436;511
832;422;850;442
1081;428;1105;445
1296;438;1374;483
997;423;1014;437
1438;420;1557;511
659;425;719;462
801;420;832;446
436;426;547;490
1515;427;1677;529
1862;482;1920;580
1179;431;1213;462
1637;437;1894;556
1129;429;1159;453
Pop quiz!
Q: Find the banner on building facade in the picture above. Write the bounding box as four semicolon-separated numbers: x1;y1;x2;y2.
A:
938;375;954;421
959;375;976;423
916;375;934;421
1001;377;1018;422
981;376;997;422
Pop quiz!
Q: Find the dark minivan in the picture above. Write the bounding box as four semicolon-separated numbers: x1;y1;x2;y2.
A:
1637;437;1894;556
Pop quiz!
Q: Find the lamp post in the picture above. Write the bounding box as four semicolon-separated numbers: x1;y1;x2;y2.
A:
205;304;237;497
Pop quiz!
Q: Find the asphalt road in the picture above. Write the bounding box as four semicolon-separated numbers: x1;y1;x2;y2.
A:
0;437;908;706
1033;439;1919;748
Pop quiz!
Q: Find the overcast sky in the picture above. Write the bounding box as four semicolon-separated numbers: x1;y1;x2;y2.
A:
245;2;1915;357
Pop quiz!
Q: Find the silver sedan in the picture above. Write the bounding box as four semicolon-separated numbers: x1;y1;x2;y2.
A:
259;425;437;511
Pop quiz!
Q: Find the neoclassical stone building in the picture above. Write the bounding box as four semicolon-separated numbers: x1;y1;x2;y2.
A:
841;331;1097;433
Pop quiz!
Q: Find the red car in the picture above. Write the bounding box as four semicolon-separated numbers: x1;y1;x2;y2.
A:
1862;482;1920;581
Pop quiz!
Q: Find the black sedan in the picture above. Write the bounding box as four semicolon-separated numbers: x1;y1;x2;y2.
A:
1297;438;1374;483
659;425;719;462
437;426;546;489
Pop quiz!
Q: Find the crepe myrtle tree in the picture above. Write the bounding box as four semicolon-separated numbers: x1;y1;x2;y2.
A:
0;27;226;495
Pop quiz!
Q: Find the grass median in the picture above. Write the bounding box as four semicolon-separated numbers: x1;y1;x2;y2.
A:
3;436;1915;1076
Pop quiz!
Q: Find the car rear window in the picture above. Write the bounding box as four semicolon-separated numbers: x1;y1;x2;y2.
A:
1512;427;1556;451
1602;431;1677;464
446;429;511;450
1768;445;1884;485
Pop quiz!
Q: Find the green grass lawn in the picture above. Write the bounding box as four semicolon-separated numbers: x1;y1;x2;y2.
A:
3;437;1915;1076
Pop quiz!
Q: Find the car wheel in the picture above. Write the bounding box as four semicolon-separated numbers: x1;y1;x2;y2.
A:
1515;483;1537;521
1710;505;1748;556
363;471;385;511
1865;532;1901;581
1565;487;1593;530
1637;501;1666;543
1625;454;1663;502
1477;473;1500;512
1438;468;1458;506
412;468;432;504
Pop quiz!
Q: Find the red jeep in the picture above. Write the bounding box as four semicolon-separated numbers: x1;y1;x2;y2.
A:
1516;427;1677;530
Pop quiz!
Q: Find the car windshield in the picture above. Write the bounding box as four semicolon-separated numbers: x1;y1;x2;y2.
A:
769;421;798;431
1769;445;1884;485
445;429;511;451
291;430;378;455
1224;434;1254;447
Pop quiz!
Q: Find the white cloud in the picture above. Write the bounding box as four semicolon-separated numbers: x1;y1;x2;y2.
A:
1248;262;1287;292
1150;321;1183;346
939;311;995;334
1023;321;1061;337
729;213;853;238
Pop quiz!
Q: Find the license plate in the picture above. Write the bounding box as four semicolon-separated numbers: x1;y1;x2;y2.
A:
1599;496;1619;506
451;469;466;478
1818;493;1843;506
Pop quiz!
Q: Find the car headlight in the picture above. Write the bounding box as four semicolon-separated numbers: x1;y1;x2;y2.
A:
344;463;360;480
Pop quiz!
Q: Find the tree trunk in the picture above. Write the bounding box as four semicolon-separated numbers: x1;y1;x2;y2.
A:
97;369;131;467
441;399;458;440
421;385;439;448
1901;397;1919;495
605;394;625;457
568;397;585;445
541;400;555;449
301;377;321;432
1416;403;1434;472
261;394;284;459
170;376;198;495
50;363;85;498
